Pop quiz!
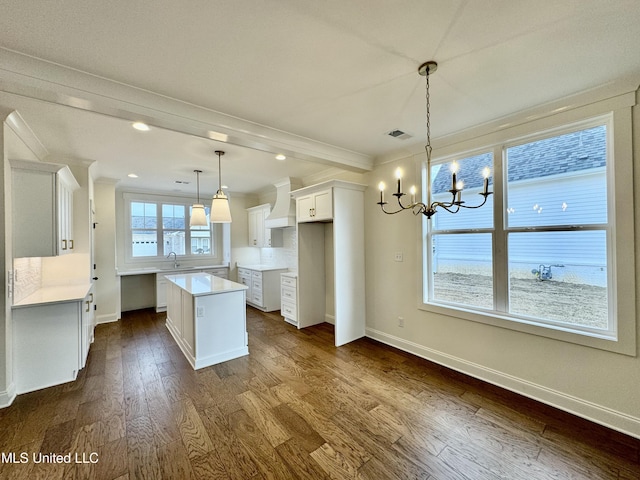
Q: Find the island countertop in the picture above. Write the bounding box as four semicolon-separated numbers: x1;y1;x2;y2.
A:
165;272;247;297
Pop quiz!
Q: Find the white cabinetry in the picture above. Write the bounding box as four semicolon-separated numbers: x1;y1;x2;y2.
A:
11;159;80;258
291;181;366;346
13;301;82;394
81;287;96;368
238;266;288;312
156;267;229;312
296;188;333;222
280;273;298;326
165;273;248;369
247;204;283;247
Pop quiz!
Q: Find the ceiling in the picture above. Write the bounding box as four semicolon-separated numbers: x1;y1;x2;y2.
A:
1;0;639;194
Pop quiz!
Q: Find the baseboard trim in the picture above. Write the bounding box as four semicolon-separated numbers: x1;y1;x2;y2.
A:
0;382;17;409
325;314;335;325
96;313;119;324
366;327;640;440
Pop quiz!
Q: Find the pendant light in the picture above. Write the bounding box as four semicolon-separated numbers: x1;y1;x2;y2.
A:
210;150;232;223
189;169;208;227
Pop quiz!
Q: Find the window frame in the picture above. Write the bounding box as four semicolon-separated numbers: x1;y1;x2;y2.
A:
420;95;636;355
124;192;218;263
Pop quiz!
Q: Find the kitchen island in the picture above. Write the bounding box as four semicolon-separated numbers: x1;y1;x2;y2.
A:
164;272;248;369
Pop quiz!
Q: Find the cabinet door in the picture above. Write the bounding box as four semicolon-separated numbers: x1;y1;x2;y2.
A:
156;275;168;311
248;209;258;246
256;208;265;247
297;195;315;222
12;168;57;257
313;189;333;220
167;283;183;335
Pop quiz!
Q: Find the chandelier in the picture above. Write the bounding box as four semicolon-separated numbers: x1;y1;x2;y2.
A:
377;61;492;218
210;150;232;223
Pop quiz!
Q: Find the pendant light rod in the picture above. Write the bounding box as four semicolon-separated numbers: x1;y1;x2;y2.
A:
215;150;224;193
194;169;203;203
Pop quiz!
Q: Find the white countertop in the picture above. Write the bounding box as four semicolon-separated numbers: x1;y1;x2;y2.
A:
13;283;93;308
281;272;298;278
236;264;289;272
165;272;248;296
117;264;228;276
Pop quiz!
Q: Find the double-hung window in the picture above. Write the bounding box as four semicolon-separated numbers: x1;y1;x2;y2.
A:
422;108;635;354
126;193;217;261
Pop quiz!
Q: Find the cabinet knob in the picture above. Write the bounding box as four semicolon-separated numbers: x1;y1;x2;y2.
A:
62;239;67;250
69;240;74;250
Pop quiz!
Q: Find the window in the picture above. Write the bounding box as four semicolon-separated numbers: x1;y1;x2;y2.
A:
422;111;634;353
126;194;216;261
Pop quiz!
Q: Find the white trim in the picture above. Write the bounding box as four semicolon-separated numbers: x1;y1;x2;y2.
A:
0;48;373;172
96;314;118;325
0;382;16;408
4;110;48;160
366;327;640;440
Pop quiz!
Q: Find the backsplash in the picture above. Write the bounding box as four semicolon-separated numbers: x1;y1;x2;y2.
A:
260;226;297;271
13;257;42;304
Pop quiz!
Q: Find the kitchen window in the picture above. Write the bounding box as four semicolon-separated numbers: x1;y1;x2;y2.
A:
125;194;217;261
422;104;635;355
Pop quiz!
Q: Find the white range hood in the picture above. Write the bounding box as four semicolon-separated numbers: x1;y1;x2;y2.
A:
265;177;302;228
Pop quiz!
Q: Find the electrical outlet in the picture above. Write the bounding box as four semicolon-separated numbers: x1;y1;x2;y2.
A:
394;252;403;262
196;306;205;317
398;316;404;327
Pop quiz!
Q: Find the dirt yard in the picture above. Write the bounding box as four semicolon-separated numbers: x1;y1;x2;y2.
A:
433;273;608;329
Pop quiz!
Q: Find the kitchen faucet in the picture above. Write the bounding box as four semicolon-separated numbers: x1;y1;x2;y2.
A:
167;251;179;269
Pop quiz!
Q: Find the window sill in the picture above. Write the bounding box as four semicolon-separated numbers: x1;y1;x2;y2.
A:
419;301;635;356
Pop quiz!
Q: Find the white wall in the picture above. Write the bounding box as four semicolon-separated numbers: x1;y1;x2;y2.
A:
363;91;640;438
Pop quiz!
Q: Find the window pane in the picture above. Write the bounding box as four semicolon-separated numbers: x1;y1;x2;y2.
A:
506;125;607;228
132;230;157;257
131;202;157;229
508;231;608;329
430;233;493;308
163;204;186;229
431;152;493;231
163;231;185;256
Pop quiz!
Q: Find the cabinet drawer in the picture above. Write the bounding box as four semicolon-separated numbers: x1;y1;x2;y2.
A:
238;275;251;287
251;291;263;306
281;285;296;302
281;275;296;288
251;271;263;280
205;268;228;278
281;301;297;320
238;268;250;277
252;278;263;291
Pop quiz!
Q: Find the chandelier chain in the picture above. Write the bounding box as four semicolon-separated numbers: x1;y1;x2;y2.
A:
425;65;432;160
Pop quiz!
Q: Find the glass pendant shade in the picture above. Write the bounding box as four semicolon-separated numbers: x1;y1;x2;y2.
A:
210;191;232;223
189;169;209;227
189;204;208;227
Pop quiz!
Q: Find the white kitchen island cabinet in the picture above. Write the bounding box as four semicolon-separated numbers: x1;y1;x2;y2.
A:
164;273;249;369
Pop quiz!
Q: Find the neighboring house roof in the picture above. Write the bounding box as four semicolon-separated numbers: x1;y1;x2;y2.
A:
432;125;606;193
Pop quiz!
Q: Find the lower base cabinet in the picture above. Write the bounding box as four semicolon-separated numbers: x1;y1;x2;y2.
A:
13;289;95;394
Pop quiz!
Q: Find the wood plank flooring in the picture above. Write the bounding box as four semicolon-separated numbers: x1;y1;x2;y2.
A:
1;307;639;479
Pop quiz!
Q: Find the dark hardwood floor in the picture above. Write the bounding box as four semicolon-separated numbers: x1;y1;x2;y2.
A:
1;307;639;479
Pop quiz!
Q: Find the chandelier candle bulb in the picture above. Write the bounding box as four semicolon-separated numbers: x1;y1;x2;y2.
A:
456;181;464;203
451;162;459;191
378;181;385;203
410;185;417;204
395;168;402;194
482;167;490;195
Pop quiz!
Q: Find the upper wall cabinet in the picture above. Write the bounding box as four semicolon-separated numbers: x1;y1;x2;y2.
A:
295;188;333;222
247;203;283;248
11;159;80;258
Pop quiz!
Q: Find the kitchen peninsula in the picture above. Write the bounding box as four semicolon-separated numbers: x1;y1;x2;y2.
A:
165;272;248;369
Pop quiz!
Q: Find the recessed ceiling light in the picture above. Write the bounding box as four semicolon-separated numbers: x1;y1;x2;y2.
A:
128;173;139;178
275;154;286;161
132;122;150;131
